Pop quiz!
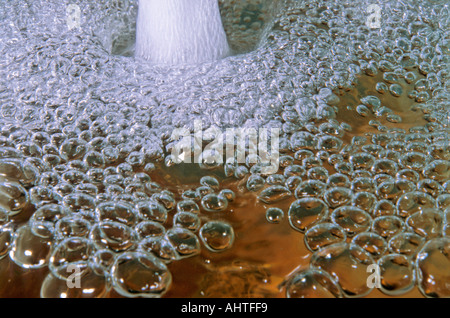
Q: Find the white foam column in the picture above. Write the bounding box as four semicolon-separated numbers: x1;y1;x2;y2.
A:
136;0;230;65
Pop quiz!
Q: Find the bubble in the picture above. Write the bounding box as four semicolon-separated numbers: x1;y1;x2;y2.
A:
377;254;415;296
173;212;201;232
165;227;200;258
0;226;13;260
295;180;327;199
396;169;420;183
59;138;88;161
284;268;343;298
111;251;172;298
219;189;235;202
371;159;399;176
201;193;229;212
62;193;95;215
40;267;110;298
196;185;214;197
372;216;405;239
376;179;416;201
246;174;266;191
388;232;425;256
327;173;350;188
372;199;397;217
310;243;375;298
54;216;91;240
284;164;306;178
200;176;220;190
0;182;29;215
135;221;166;239
265;207;284;224
9;224;52;269
352;192;377;212
316;135;343;153
304;223;347;252
95;201;138;226
396;191;436;218
307;167;329;182
352;231;387;259
331;206;372;237
49;237;94;280
417;179;443;197
199;221;235;253
266;174;286;186
88;249;116;276
406;210;443;239
324;187;352;208
90;221;137;252
175;200;199;214
258;185;292;204
285;176;302;192
152;192;176;211
288;197;328;232
0;159;38;186
416;237;450;298
422;160;450;182
181;190;202;202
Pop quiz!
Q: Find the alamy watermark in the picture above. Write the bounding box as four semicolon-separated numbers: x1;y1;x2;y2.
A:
367;264;382;289
66;4;81;31
366;4;381;29
66;264;81;289
169;120;280;175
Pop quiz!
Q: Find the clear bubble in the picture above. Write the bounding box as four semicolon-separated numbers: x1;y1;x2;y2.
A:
406;210;443;239
9;224;52;269
331;206;372;237
111;251;172;298
258;185;292;204
138;236;178;263
396;191;436;218
266;207;284;224
416;237;450;298
372;199;397;217
388;232;425;257
40;267;110;298
377;254;415;296
304;223;347;252
0;182;29;215
49;237;94;280
417;178;444;197
310;243;375;298
352;232;387;259
219;189;235;202
135;220;166;239
54;216;91;240
90;221;137;252
288;198;328;233
246;174;266;191
324;187;353;208
422;160;450;182
295;180;327;199
284;268;343;298
201;193;229;212
95;201;138;226
173;212;201;232
165;227;200;258
372;216;405;239
136;200;168;223
200;176;220;190
199;221;235;252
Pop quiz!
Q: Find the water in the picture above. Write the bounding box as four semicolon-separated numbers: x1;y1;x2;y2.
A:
0;0;449;298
